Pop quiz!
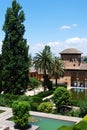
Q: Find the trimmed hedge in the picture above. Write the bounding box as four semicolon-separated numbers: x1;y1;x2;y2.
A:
37;90;53;98
12;101;30;129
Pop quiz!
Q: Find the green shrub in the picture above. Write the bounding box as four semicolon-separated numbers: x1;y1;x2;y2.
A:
0;94;19;107
18;95;30;102
73;121;87;130
53;87;71;112
82;115;87;122
38;90;53;98
79;100;87;117
58;125;73;130
30;96;42;111
38;102;54;113
66;109;80;117
57;85;67;88
12;101;30;128
29;77;41;90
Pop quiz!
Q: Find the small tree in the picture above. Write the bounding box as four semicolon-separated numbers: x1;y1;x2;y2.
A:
53;87;71;112
29;77;40;94
12;101;30;129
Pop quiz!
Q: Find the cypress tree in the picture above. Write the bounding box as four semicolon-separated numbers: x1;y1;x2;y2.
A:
0;54;2;92
2;0;29;94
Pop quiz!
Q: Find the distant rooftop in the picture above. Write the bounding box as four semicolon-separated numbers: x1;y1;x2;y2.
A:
60;48;82;54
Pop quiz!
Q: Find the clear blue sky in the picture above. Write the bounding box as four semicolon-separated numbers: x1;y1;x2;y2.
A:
0;0;87;56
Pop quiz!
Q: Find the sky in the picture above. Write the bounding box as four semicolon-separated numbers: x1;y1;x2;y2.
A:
0;0;87;56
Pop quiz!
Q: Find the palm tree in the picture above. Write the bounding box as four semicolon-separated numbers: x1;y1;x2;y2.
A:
33;45;54;90
53;57;65;87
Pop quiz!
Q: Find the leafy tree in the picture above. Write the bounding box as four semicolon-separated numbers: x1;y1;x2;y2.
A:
29;77;41;95
53;57;64;86
2;0;29;94
33;45;54;90
53;87;71;112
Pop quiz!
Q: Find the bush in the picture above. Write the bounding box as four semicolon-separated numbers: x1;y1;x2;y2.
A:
30;96;42;111
0;94;19;107
29;77;41;90
79;100;87;117
57;85;67;88
38;102;54;113
73;120;87;130
12;101;30;129
37;90;53;98
18;95;30;102
82;115;87;122
53;87;71;112
66;109;80;117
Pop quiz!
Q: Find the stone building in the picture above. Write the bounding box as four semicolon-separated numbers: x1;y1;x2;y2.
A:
29;48;87;88
59;48;87;87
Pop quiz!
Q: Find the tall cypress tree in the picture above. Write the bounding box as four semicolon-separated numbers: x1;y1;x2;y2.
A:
2;0;29;94
0;54;2;92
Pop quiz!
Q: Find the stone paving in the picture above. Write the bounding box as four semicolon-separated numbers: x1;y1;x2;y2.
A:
0;106;82;130
0;107;39;130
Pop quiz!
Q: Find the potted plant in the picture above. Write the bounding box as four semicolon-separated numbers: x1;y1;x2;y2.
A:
12;101;31;129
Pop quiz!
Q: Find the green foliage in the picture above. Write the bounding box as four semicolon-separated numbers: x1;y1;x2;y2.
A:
0;94;42;111
33;45;54;90
0;54;3;93
37;90;53;98
53;87;71;112
2;0;29;94
82;115;87;122
18;95;31;103
57;85;67;88
12;100;30;128
43;75;53;90
30;96;42;111
66;109;80;117
52;57;65;86
79;100;87;117
73;121;87;130
29;77;40;89
58;125;73;130
38;102;54;113
0;94;19;107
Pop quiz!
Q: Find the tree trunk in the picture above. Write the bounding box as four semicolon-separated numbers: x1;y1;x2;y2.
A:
55;78;58;87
